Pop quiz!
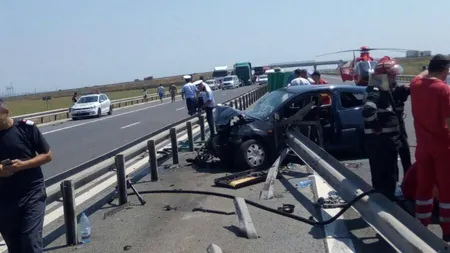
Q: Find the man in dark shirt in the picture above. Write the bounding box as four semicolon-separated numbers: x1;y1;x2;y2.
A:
0;99;52;253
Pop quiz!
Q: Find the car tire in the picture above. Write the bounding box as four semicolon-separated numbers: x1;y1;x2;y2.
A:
72;117;78;121
108;106;113;115
97;108;102;118
236;139;268;170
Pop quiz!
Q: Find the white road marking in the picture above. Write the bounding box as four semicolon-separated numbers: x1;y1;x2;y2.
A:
222;93;227;96
0;126;203;253
120;122;140;129
176;107;185;111
310;174;356;253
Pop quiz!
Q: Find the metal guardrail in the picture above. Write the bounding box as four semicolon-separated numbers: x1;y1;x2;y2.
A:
285;128;449;252
44;85;269;205
11;92;177;124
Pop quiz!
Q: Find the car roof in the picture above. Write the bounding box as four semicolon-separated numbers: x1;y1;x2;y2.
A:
282;84;365;94
80;93;106;98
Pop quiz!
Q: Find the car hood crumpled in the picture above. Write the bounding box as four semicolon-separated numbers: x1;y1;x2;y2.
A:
214;105;245;126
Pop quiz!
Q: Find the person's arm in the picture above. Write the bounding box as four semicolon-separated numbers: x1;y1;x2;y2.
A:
5;124;52;173
439;85;450;129
362;88;381;130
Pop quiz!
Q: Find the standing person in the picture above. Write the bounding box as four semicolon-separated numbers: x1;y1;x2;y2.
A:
311;71;329;84
288;69;311;86
169;83;177;103
181;75;198;115
362;57;404;201
410;54;450;242
197;81;216;137
0;99;52;253
157;84;165;103
300;69;315;83
142;88;148;102
72;92;78;103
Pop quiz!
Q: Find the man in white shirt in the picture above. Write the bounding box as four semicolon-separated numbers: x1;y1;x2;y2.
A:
288;69;312;87
157;84;165;103
197;80;216;136
181;75;198;115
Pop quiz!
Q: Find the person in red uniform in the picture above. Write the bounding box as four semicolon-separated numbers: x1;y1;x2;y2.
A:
311;71;329;84
410;54;450;242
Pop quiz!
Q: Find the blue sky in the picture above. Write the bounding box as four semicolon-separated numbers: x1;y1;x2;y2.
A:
1;0;449;94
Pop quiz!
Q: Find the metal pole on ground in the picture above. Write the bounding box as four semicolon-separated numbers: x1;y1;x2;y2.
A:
199;115;205;140
170;127;179;164
147;140;159;181
115;154;128;205
61;180;78;246
186;121;194;151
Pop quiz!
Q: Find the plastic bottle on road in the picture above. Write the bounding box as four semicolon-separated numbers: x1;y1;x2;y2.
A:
297;179;312;189
79;212;92;244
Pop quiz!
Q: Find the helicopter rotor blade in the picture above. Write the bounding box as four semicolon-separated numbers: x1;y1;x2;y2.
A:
365;47;411;52
316;49;360;57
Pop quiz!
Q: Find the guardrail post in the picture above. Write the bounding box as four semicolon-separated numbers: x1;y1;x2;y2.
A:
186;121;194;152
170;128;179;164
147;140;159;181
115;154;128;205
234;100;238;109
238;97;243;110
229;101;234;108
60;180;78;246
199;115;205;140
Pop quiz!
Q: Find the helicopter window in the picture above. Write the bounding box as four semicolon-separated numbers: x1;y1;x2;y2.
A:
354;61;377;76
339;91;364;109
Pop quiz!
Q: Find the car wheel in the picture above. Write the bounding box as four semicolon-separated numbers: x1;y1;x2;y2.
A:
97;108;102;118
236;139;268;170
108;106;113;115
72;117;78;121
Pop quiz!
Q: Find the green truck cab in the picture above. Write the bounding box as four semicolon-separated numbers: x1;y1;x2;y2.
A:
233;62;252;86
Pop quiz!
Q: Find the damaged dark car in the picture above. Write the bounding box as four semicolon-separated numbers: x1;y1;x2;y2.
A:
209;85;367;170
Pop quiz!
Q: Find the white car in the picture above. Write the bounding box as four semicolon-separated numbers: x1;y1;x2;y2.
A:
221;75;240;89
256;75;268;85
205;79;219;90
70;93;113;120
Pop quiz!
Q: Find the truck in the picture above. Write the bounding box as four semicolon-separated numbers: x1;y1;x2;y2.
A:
233;62;252;86
212;66;229;86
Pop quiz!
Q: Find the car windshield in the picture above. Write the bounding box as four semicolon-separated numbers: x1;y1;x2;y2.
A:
223;77;233;81
77;96;99;103
259;75;267;79
245;90;294;119
206;80;214;84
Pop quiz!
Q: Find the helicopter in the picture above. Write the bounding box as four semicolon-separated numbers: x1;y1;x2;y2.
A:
317;46;410;85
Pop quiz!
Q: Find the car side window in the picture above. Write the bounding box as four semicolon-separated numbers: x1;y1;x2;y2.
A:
282;94;319;119
339;91;364;109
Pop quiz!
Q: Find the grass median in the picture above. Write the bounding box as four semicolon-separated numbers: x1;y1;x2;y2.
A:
7;86;181;117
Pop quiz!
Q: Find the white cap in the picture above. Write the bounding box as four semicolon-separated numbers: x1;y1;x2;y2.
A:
183;75;192;79
193;80;202;85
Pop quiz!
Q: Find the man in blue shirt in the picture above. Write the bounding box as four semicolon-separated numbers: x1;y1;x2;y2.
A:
181;75;198;115
197;81;216;136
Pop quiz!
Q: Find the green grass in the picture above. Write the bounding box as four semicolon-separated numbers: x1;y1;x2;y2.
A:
396;56;431;75
7;86;180;117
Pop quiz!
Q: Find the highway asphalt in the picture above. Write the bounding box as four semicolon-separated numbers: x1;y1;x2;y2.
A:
39;85;259;179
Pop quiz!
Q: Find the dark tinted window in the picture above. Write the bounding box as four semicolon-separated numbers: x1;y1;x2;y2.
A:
77;95;99;103
339;91;364;108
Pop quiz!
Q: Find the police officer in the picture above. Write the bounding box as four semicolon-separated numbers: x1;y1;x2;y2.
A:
181;75;198;115
362;56;404;201
0;98;52;253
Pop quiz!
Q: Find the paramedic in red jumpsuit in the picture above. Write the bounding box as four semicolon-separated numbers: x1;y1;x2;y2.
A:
410;54;450;242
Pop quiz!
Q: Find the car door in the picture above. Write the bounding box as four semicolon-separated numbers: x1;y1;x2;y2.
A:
335;89;365;149
276;92;324;147
103;95;111;111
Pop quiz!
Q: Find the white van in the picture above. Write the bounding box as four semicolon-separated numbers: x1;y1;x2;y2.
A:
221;75;240;89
